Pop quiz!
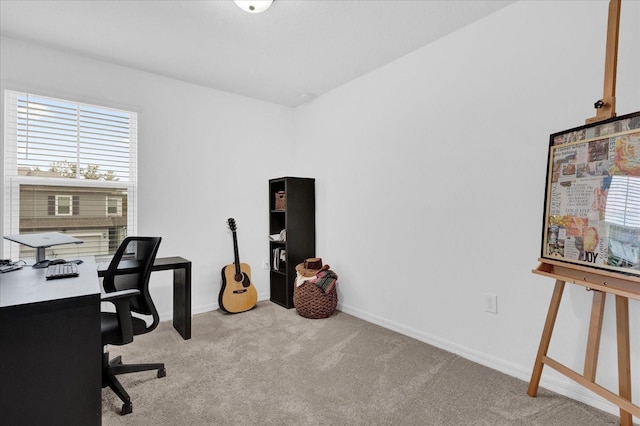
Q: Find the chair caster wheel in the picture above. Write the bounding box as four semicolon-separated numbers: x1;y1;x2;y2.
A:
158;368;166;378
121;402;132;415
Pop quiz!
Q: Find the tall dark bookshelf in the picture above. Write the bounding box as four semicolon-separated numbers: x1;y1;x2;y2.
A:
269;177;315;308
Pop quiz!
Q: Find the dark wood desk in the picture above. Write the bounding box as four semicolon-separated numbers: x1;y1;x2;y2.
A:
0;257;102;426
97;256;192;340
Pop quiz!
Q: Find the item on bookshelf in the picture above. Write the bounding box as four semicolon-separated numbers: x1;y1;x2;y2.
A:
268;229;286;242
219;218;258;314
540;111;640;277
272;247;286;271
275;191;286;210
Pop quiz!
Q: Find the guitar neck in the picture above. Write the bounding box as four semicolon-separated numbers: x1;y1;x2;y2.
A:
232;230;241;275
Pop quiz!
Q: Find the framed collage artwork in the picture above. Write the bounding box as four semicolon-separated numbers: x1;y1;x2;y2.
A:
542;111;640;276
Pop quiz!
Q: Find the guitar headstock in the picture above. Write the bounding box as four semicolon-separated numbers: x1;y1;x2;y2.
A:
227;217;237;231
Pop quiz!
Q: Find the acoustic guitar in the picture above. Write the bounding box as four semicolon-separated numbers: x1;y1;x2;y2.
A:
219;218;258;313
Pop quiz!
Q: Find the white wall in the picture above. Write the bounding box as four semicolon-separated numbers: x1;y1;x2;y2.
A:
0;36;296;316
293;0;639;417
2;0;639;418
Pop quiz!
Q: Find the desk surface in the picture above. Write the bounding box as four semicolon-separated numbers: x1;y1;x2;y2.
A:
0;257;99;307
96;256;191;275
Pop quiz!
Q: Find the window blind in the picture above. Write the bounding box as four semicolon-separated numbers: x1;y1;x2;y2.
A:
3;90;137;261
13;93;134;181
605;176;640;228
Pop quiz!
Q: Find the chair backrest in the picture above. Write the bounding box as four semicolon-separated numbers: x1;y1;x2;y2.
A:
102;236;162;331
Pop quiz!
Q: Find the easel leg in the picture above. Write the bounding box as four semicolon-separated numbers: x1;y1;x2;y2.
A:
584;290;606;381
615;295;632;426
528;280;565;397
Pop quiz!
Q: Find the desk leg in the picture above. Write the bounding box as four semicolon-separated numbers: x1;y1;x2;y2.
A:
528;280;565;397
615;295;632;426
172;265;192;340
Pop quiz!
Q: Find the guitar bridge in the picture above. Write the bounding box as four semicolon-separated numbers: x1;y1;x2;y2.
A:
233;289;247;294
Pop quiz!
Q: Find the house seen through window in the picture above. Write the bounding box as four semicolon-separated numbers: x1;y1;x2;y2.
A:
3;91;137;260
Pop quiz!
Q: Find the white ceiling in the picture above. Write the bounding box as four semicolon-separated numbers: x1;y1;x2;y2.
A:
0;0;514;107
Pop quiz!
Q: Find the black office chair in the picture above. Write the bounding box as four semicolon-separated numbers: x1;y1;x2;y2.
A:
101;236;164;415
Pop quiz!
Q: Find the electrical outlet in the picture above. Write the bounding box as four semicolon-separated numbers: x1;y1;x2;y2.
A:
262;258;270;270
485;293;497;314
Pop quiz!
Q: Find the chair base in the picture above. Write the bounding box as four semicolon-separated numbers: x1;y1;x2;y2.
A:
102;351;165;415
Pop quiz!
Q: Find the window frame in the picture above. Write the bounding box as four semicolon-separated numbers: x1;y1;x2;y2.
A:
106;195;123;217
55;194;73;216
2;89;138;261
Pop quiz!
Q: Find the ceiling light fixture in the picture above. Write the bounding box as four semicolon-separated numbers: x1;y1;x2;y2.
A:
299;93;316;103
234;0;273;14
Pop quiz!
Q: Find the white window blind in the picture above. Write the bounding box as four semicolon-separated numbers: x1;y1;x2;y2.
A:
605;176;640;228
3;90;137;261
605;175;640;267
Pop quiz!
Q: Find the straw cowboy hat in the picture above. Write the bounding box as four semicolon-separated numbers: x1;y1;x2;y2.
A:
295;257;329;277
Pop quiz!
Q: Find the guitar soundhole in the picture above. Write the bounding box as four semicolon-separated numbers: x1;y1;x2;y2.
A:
235;273;251;288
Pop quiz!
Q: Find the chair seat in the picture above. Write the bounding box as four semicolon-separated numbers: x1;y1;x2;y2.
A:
101;312;149;346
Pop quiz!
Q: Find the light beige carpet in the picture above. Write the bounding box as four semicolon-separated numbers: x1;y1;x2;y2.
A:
102;301;624;425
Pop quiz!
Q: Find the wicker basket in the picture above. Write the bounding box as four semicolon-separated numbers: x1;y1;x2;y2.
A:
294;281;338;319
275;191;286;210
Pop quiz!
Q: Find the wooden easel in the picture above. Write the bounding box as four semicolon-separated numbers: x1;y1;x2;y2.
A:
586;0;620;124
527;259;640;425
528;3;639;423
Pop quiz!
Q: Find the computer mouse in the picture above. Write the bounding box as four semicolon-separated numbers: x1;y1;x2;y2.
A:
71;259;84;265
49;259;66;265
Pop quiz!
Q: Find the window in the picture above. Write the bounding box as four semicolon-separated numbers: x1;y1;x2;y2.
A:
55;195;73;216
3;91;137;260
106;196;123;216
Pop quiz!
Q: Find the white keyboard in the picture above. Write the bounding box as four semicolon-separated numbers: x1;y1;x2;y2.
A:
46;263;79;280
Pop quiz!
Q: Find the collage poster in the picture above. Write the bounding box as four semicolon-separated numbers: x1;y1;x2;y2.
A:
543;112;640;275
